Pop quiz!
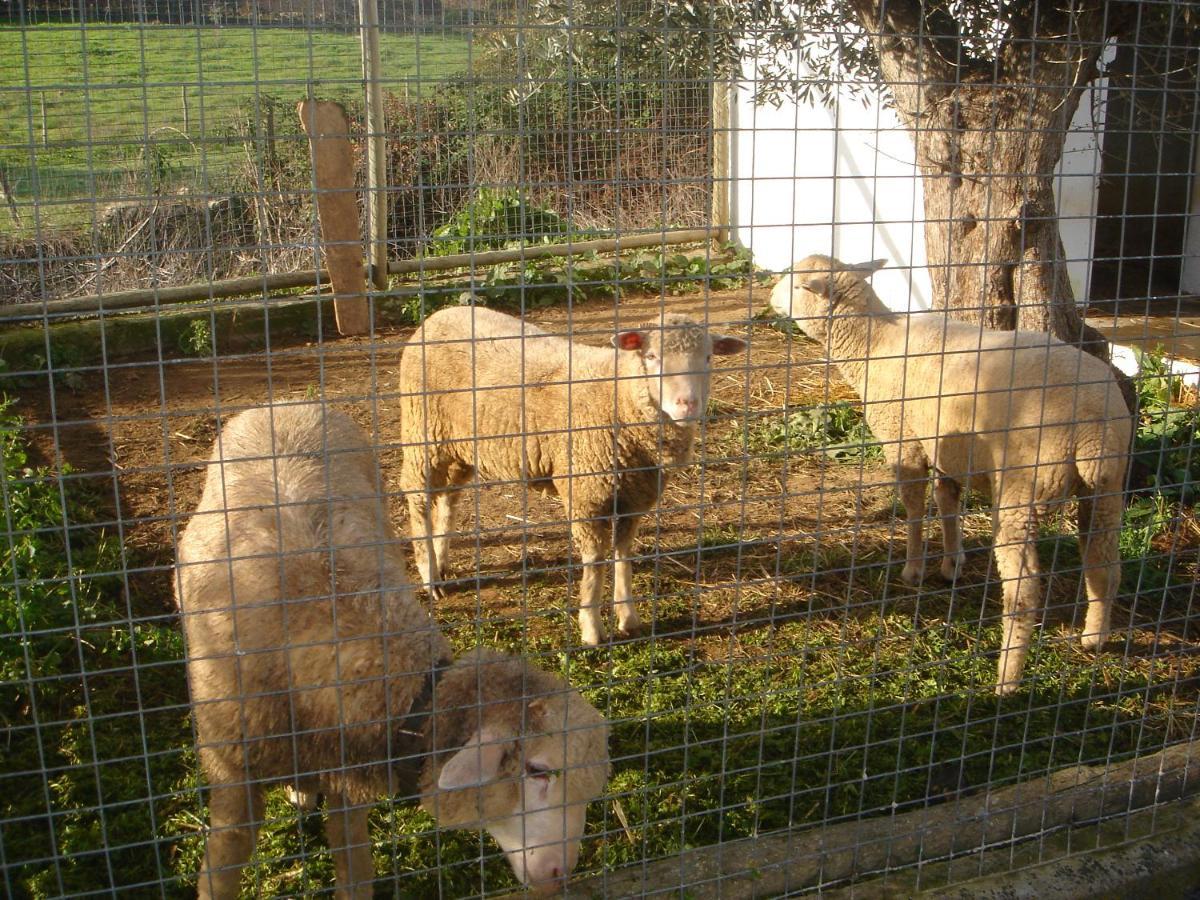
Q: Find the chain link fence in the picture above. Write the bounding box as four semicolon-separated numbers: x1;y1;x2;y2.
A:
2;0;1199;897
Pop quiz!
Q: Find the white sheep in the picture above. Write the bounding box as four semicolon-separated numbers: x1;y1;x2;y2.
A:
771;256;1132;695
174;402;610;897
398;306;746;645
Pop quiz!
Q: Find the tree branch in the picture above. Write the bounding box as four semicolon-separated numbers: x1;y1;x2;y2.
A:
844;0;964;121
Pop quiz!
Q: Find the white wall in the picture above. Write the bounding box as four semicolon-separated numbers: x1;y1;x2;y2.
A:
1183;134;1200;294
730;53;1109;311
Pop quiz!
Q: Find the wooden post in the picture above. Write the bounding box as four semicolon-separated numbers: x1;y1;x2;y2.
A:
710;80;732;245
40;92;48;147
297;99;371;336
358;0;389;290
182;86;190;135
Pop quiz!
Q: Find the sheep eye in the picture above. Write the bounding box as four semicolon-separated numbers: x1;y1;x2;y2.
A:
525;762;554;780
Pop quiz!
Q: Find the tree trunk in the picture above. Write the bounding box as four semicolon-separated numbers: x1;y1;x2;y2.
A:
913;84;1089;343
848;0;1136;412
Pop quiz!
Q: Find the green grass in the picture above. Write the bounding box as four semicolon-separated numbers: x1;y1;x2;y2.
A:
1;342;1197;896
0;23;470;229
0;393;192;897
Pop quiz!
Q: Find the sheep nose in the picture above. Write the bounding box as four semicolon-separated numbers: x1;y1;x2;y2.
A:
529;868;566;895
675;398;697;415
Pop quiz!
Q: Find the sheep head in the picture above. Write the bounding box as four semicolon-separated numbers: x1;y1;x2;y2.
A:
421;652;610;894
611;313;747;423
770;255;887;343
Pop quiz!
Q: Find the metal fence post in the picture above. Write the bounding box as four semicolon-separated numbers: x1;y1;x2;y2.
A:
711;80;732;245
358;0;389;291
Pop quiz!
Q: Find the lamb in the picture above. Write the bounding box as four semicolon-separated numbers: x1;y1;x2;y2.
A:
398;306;747;645
174;402;610;898
770;255;1131;695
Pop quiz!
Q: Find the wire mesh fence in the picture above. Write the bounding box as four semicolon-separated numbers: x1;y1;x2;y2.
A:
2;0;1200;897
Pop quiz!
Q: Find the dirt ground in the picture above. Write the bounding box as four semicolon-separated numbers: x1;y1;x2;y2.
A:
13;285;1200;649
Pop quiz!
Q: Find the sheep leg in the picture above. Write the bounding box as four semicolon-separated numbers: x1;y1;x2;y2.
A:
325;792;374;900
573;525;607;646
1077;493;1120;651
895;454;929;586
197;782;264;900
404;460;448;601
992;502;1042;696
934;476;966;581
431;462;471;587
613;515;643;638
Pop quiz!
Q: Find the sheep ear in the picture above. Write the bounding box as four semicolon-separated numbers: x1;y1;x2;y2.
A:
437;728;509;791
711;335;747;356
803;274;832;297
612;330;647;352
526;697;549;728
847;259;887;278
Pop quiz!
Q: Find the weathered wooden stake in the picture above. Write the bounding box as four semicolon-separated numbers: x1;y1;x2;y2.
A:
297;99;371;336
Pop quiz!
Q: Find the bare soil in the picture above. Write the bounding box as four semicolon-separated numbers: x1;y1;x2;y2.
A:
13;286;1200;653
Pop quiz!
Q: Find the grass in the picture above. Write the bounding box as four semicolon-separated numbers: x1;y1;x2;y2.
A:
0;338;1198;895
0;23;470;231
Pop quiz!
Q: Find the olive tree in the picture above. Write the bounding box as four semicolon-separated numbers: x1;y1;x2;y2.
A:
502;0;1196;361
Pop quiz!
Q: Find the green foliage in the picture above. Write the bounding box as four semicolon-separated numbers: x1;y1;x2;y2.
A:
177;317;213;358
430;189;571;256
1130;347;1200;505
0;395;191;897
467;245;759;308
386;242;763;324
749;400;883;463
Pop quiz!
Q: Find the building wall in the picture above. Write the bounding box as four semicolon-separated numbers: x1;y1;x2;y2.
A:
729;53;1110;312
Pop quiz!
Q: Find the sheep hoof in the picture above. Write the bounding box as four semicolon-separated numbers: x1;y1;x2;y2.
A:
900;563;923;586
1079;630;1109;652
940;554;965;581
425;581;447;602
579;629;605;647
993;680;1019;698
615;624;643;642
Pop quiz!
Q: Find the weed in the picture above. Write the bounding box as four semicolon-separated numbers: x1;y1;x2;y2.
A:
0;396;191;897
1131;347;1200;506
177;318;213;358
430;189;572;256
749;400;882;463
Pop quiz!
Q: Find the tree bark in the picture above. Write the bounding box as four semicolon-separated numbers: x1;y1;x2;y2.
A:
847;0;1115;346
844;0;1136;412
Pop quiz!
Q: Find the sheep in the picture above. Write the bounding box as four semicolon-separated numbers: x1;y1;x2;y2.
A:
398;306;747;645
174;402;610;898
770;255;1132;696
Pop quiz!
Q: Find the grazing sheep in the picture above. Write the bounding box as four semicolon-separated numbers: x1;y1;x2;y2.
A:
398;306;747;645
770;256;1131;695
175;403;609;898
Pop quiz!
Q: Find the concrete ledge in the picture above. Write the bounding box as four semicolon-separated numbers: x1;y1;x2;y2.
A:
905;792;1200;899
545;741;1200;899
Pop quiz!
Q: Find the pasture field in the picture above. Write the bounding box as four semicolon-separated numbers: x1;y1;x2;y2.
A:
0;24;470;232
3;286;1198;896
